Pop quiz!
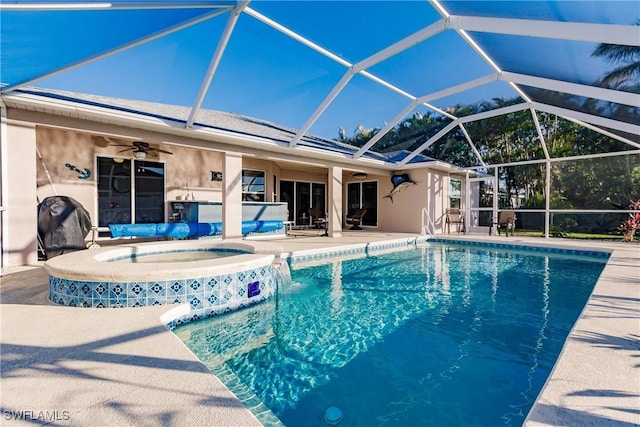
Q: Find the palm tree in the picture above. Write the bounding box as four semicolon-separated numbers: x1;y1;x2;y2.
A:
591;20;640;91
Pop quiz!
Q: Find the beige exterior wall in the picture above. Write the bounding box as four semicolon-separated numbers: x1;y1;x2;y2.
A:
164;144;223;203
30;128;346;235
341;168;458;234
378;170;428;234
36;128;96;216
34;128;226;224
280;169;328;185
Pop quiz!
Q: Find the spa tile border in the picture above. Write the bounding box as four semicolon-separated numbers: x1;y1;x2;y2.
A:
48;262;280;320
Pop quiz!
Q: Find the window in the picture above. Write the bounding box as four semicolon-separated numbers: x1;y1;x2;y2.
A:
450;179;462;209
242;169;265;201
97;157;165;234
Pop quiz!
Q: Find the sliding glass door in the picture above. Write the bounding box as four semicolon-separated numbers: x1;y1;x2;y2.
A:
347;181;377;227
280;180;326;225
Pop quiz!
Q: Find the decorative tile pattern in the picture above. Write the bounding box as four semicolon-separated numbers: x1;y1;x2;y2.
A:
48;260;280;316
427;238;611;258
288;236;610;268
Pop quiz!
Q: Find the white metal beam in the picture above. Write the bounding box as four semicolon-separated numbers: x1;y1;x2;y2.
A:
530;108;550;160
556;114;640;150
289;70;356;147
399;120;460;166
466;149;640;169
245;8;464;140
1;8;229;93
501;72;640;108
531;102;640;141
244;7;352;68
398;103;533;166
448;15;640;46
459;124;486;167
417;73;499;105
289;20;447;146
355;20;447;72
353;74;497;159
459;102;531;123
186;2;248;128
353;100;420;158
0;2;232;11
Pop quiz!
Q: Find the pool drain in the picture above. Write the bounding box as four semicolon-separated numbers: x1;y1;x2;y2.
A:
324;406;343;425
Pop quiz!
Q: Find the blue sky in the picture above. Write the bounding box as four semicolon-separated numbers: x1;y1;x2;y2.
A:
2;1;636;140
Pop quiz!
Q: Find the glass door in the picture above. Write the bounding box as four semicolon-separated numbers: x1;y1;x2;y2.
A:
312;183;326;217
98;158;132;228
295;182;311;226
361;181;377;226
134;160;165;223
280;180;327;226
347;181;377;227
469;176;495;227
280;181;294;221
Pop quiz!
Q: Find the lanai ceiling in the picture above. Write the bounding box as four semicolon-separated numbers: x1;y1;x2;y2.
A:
1;1;639;168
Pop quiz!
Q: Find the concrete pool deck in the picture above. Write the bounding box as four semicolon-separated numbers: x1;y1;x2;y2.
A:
1;232;638;426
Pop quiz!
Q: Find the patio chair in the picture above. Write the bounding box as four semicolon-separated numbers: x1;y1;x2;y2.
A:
491;211;516;237
346;208;367;230
445;208;465;234
308;207;328;235
308;208;326;227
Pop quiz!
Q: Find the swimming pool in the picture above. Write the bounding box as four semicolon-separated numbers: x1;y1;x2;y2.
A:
174;242;607;426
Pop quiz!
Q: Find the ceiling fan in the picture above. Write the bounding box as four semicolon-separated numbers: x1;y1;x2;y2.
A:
112;141;173;159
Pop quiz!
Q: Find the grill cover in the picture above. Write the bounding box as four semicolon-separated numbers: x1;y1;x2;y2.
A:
38;196;92;259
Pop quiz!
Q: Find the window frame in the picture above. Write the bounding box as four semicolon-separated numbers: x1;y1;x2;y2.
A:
242;169;266;202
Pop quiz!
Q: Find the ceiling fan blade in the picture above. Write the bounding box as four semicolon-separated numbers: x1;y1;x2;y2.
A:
117;148;133;153
155;148;174;155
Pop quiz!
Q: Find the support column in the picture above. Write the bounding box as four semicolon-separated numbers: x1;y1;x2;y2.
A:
222;152;243;239
4;120;38;267
328;166;343;238
492;166;498;235
545;160;551;239
464;170;470;231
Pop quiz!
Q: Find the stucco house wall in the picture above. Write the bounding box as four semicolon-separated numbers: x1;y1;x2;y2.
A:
35;128;227;225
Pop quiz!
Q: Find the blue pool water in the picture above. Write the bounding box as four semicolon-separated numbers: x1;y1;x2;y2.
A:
174;243;607;426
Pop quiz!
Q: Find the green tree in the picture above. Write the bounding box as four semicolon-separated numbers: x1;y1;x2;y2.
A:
591;22;640;92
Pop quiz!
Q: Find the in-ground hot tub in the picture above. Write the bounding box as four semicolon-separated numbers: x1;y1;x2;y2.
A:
45;240;287;324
